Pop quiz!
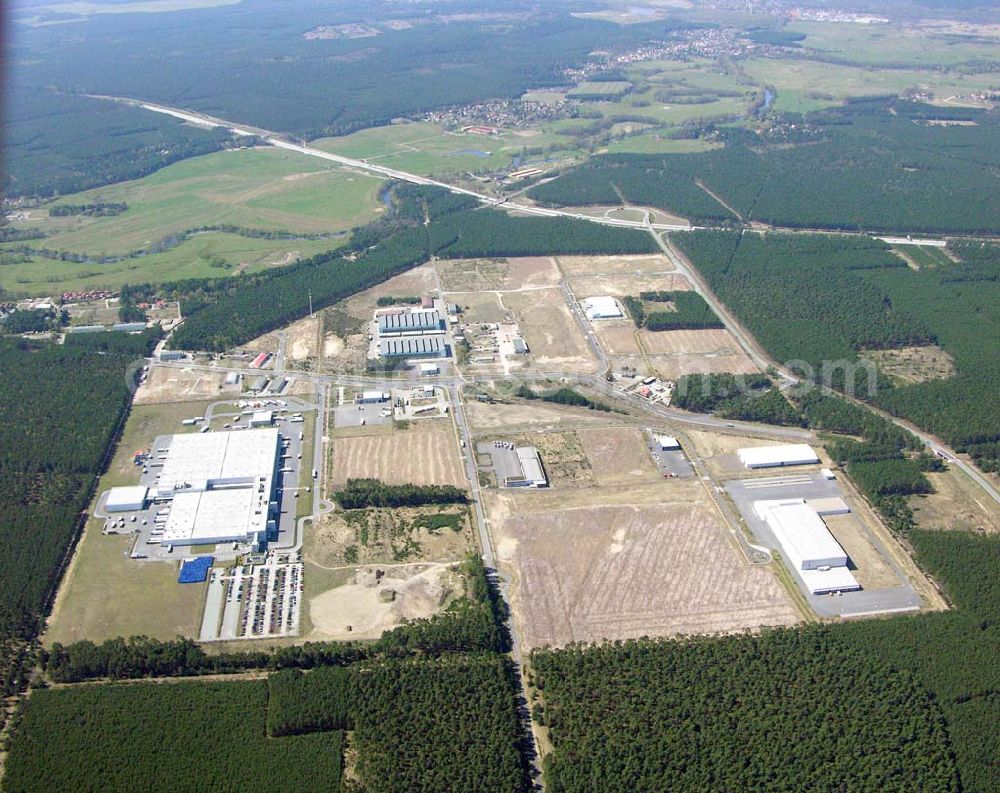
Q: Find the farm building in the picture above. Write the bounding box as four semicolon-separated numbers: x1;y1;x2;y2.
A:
379;336;447;359
105;485;149;513
582;296;623;320
156;429;281;550
738;444;819;469
657;435;681;451
377;309;442;335
753;498;860;594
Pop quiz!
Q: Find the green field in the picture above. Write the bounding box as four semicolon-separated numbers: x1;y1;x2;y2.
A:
313;121;571;177
567;81;633;98
1;233;339;295
891;244;955;269
605;134;722;155
742;58;1000;113
15;147;384;253
788;21;1000;68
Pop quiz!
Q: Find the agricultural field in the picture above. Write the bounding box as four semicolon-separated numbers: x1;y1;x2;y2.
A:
329;421;465;490
487;481;798;650
604;134;721;155
312;121;570;177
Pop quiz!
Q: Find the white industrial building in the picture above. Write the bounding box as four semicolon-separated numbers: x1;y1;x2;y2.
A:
658;435;681;451
738;444;820;469
420;362;440;376
581;296;624;320
754;498;860;594
249;410;274;427
505;447;548;488
379;336;447;359
155;429;281;550
356;391;389;404
105;486;149;513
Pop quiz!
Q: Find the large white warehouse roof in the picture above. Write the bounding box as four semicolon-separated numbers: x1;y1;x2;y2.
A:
754;498;859;595
582;296;623;320
738;444;819;469
157;429;280;495
105;485;148;513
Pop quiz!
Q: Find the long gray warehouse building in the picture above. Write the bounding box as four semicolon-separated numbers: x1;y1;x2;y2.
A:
379;336;447;358
378;310;442;335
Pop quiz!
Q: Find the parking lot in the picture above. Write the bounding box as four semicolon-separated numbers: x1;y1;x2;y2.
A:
644;433;694;479
476;440;522;487
725;472;921;617
334;400;393;428
200;555;303;641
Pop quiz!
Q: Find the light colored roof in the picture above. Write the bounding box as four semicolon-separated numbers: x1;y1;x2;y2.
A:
379;336;445;357
161;489;268;545
658;435;680;449
157;429;279;493
105;485;148;510
738;444;819;467
420;362;439;371
378;309;441;332
251;410;273;424
582;296;623;318
799;566;860;594
807;497;850;515
754;499;848;570
516;446;546;485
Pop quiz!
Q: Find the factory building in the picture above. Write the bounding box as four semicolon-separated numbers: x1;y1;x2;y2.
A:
249;410;274;427
155;429;281;550
377;309;442;335
505;447;548;488
105;486;149;513
356;391;389;404
379;336;447;359
754;498;860;594
738;444;820;469
582;296;624;320
658;435;681;451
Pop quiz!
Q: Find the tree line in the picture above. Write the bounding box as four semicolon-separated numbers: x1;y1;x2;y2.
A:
333;479;468;510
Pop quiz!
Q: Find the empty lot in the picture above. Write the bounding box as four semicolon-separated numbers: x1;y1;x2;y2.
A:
556;254;673;276
330;422;465;488
503;288;596;372
488;484;798;649
578;427;661;486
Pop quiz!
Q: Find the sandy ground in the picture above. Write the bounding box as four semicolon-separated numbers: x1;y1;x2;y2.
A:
556;254;674;277
913;467;1000;533
134;366;240;404
437;257;562;292
310;506;474;567
862;345;956;385
307;563;461;640
449;291;509;323
339;264;438;320
824;514;899;590
284;315;321;361
465;399;621;430
568;272;692;300
577;427;662;487
330;422;465;488
503;287;597;373
488;484;798;650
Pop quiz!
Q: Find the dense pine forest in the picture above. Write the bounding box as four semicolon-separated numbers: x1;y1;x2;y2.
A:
0;330;159;710
531;529;1000;792
672;231;1000;472
528;100;1000;234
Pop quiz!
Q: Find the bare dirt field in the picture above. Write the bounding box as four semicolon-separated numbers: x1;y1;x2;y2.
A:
913;467;1000;533
568;272;692;300
594;323;643;356
134;366;240;404
330;421;465;489
339;264;438;320
285;315;321;361
823;514;899;590
449;291;509;323
578;427;661;486
862;345;956;385
504;257;563;288
309;505;475;567
556;254;674;277
487;483;798;649
307;563;464;641
437;257;562;291
503;288;596;372
465;398;622;431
